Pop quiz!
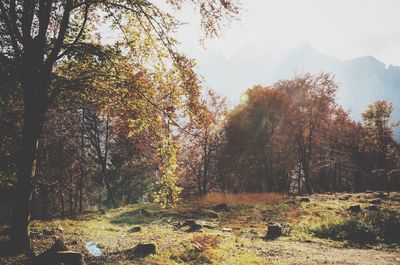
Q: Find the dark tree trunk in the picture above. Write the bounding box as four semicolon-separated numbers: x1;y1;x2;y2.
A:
11;83;47;252
11;54;49;251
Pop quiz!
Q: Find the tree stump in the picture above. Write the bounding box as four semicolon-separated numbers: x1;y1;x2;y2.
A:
265;223;282;239
133;243;156;258
30;239;85;265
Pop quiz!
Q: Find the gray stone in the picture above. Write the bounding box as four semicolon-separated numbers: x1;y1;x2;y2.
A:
348;205;361;213
180;219;202;232
129;226;141;233
369;199;382;204
299;197;310;202
367;204;379;211
212;203;230;212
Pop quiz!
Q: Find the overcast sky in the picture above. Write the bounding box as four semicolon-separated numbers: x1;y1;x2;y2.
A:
174;0;400;64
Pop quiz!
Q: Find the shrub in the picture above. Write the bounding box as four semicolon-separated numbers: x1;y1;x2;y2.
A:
312;220;377;244
313;209;400;244
367;209;400;244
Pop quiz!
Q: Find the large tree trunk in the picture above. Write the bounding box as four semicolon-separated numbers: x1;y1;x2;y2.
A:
11;67;48;252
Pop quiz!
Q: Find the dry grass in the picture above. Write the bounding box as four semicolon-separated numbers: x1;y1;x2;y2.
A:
191;234;221;252
199;192;286;205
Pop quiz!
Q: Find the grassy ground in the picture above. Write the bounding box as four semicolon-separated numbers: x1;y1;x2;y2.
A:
1;192;400;264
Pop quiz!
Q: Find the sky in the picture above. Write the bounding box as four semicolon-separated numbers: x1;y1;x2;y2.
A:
164;0;400;101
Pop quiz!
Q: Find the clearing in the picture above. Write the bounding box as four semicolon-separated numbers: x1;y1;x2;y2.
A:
1;192;400;264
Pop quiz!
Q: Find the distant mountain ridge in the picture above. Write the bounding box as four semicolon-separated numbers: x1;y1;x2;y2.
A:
197;44;400;140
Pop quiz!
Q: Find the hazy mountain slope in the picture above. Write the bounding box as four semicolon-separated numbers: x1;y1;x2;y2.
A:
197;44;400;139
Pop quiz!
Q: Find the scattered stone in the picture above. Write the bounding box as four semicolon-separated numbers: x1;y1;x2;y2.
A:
129;226;141;233
198;220;218;229
201;209;220;218
140;209;153;216
374;191;387;198
222;228;233;232
369;199;382;204
212;203;230;212
286;199;297;205
339;195;351;200
133;243;156;258
299;197;310;203
365;190;373;194
348;204;361;213
265;223;282;239
367;204;379;211
180;219;202;232
42;229;55;236
30;231;43;238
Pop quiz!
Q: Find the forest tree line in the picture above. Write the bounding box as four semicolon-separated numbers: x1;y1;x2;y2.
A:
2;62;400;222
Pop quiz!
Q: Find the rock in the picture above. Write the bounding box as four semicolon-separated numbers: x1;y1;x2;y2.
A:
201;209;220;218
133;243;156;257
286;199;297;205
42;229;55;236
265;223;282;239
140;209;153;216
48;239;68;252
367;204;379;211
299;197;310;202
369;199;382;204
180;219;202;232
186;223;202;232
129;226;141;233
99;209;106;214
339;195;351;200
222;228;233;232
348;205;361;213
365;190;373;194
374;191;387;198
212;203;230;212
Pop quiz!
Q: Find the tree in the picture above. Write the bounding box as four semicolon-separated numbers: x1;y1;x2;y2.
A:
276;73;337;194
180;89;228;196
0;0;240;252
222;86;293;192
361;100;400;191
